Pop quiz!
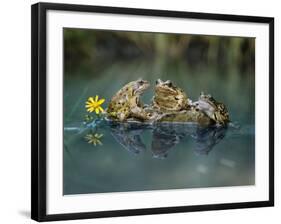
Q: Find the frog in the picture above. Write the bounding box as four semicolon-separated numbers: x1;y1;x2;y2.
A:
193;92;230;125
106;79;154;121
150;79;213;126
152;79;191;112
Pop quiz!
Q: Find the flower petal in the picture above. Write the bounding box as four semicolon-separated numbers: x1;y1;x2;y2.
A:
95;95;99;102
88;97;94;103
95;108;100;114
99;106;104;112
87;108;93;112
97;99;105;105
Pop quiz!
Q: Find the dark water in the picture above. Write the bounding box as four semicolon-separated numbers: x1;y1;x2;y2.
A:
63;59;255;195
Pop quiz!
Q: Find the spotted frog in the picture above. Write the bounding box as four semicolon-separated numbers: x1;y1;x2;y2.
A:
150;80;213;126
152;79;190;112
194;92;230;125
106;79;153;121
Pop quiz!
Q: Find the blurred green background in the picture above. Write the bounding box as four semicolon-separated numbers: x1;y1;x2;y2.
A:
63;28;255;195
64;28;254;72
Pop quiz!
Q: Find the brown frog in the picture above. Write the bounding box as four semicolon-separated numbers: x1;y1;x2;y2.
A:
193;92;230;125
106;79;153;121
150;79;213;126
152;79;190;112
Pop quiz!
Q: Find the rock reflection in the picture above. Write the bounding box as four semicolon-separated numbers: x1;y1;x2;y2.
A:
109;121;227;158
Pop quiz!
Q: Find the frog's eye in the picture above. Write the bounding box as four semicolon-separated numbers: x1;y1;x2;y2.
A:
165;80;172;87
139;80;144;85
156;79;162;85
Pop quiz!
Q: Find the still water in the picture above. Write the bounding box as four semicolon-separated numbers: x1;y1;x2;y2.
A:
63;59;255;195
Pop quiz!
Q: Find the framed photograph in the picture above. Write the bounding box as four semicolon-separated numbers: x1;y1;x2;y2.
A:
31;2;274;222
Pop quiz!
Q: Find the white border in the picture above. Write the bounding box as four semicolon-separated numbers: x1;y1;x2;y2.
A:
46;10;269;214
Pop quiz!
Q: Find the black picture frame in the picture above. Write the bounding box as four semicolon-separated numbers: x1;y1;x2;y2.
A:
31;2;274;222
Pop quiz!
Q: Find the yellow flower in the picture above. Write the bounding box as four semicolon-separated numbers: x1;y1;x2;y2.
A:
85;95;105;114
85;133;103;146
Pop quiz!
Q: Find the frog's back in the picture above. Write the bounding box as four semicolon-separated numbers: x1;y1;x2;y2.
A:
107;84;135;120
215;102;230;124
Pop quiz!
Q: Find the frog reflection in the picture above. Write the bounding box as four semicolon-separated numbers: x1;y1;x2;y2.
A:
151;123;227;158
191;126;227;155
150;123;191;159
109;121;151;154
109;121;227;158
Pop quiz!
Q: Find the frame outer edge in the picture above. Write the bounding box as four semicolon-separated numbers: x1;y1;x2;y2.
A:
31;3;39;221
31;2;275;222
31;2;48;222
269;18;274;206
37;2;273;23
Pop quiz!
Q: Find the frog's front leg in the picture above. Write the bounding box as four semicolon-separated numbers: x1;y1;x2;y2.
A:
130;107;148;120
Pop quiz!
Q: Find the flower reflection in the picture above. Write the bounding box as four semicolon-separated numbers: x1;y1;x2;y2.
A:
85;132;104;146
83;114;94;124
